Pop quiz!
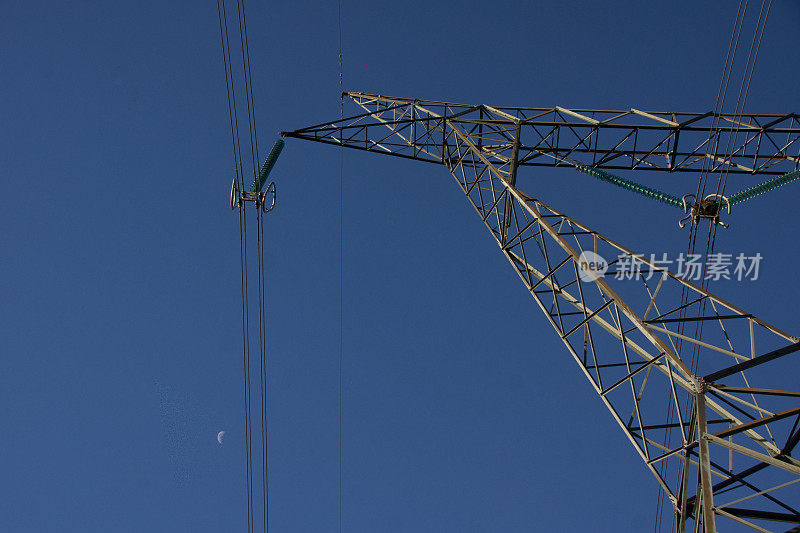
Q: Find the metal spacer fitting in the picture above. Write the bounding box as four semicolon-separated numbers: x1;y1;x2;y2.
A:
679;194;731;229
229;179;277;213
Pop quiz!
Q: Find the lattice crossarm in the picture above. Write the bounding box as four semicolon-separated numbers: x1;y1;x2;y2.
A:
283;93;800;175
284;93;800;531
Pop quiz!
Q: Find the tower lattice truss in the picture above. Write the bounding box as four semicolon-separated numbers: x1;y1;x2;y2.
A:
284;93;800;532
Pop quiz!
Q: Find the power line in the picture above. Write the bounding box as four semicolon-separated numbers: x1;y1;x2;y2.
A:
337;2;344;532
216;1;255;530
218;1;271;531
256;199;269;533
234;2;271;529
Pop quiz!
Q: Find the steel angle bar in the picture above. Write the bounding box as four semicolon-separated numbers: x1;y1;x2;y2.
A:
286;93;800;530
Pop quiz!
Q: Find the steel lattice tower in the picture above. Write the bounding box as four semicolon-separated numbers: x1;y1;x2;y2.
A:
283;93;800;532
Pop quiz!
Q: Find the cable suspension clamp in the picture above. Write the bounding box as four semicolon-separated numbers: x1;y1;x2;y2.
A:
228;138;285;213
229;179;277;213
678;193;730;229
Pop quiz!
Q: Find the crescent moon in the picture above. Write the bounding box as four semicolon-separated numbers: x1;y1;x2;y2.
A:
217;431;225;444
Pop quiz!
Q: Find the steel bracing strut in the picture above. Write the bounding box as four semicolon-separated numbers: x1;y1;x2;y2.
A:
283;93;800;532
287;93;800;175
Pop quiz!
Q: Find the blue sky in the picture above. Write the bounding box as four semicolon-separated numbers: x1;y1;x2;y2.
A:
2;1;799;531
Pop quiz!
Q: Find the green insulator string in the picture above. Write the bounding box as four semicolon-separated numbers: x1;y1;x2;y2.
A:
252;139;285;192
575;163;684;209
575;164;800;215
727;169;800;206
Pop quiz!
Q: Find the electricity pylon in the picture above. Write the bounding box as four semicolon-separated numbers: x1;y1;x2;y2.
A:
283;93;800;532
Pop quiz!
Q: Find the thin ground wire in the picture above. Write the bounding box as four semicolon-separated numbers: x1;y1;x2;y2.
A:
690;5;772;470
689;0;747;219
688;0;749;384
675;5;766;527
677;0;747;352
337;1;344;532
696;0;747;264
693;3;772;355
257;204;269;533
241;194;254;533
236;0;259;183
707;0;765;229
254;201;264;533
256;206;264;532
222;0;248;197
692;14;756;372
695;0;749;268
241;0;260;165
219;0;255;529
242;2;271;530
654;5;748;530
235;0;270;529
217;0;242;191
718;0;772;202
700;0;749;205
696;0;769;357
